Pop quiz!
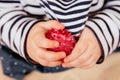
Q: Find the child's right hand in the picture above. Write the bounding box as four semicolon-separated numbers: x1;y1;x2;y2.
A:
26;20;66;67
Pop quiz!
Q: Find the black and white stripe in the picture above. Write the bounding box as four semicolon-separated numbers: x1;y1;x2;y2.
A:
0;0;120;62
86;0;120;60
39;0;91;35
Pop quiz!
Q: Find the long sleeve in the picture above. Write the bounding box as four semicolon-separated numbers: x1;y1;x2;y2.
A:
0;0;43;59
86;0;120;63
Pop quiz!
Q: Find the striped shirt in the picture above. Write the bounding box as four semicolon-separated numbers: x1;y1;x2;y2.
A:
0;0;120;62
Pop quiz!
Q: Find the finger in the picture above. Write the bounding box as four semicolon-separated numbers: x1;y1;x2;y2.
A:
35;34;59;48
64;39;88;63
37;48;66;61
76;57;96;69
35;56;62;67
63;46;99;68
76;45;101;68
41;20;65;30
28;42;66;62
28;46;64;67
62;47;91;68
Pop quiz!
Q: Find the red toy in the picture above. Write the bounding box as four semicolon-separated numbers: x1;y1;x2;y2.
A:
46;29;76;55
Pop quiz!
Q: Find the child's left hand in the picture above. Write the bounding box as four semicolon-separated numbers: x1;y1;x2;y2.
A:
62;27;102;69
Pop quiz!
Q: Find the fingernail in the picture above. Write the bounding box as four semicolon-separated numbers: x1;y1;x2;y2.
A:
61;53;66;58
55;41;59;47
62;63;70;68
62;64;66;67
64;58;68;63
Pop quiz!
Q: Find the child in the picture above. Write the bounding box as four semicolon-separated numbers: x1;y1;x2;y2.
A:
0;0;120;79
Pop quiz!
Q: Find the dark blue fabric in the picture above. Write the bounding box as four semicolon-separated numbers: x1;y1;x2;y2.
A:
0;46;69;80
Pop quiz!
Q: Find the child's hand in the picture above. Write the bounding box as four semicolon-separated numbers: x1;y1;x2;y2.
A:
26;20;66;67
62;27;102;69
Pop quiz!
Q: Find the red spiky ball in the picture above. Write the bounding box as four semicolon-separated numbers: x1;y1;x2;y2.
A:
46;29;76;55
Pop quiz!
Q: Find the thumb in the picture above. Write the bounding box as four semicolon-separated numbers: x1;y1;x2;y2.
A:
64;37;88;63
37;37;59;48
